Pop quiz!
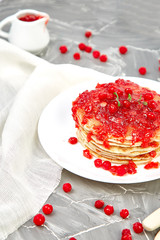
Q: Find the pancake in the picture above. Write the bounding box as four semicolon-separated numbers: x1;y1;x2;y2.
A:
72;79;160;165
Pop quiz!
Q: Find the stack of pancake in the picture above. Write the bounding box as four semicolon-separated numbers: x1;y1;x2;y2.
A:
72;79;160;165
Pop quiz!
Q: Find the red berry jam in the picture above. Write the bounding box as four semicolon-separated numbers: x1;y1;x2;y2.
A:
119;46;128;54
59;45;68;54
68;137;78;144
144;161;159;169
104;205;114;215
120;209;129;219
94;200;104;209
83;149;92;159
72;79;160;149
133;222;143;233
33;214;45;226
19;14;43;22
42;204;53;215
63;183;72;193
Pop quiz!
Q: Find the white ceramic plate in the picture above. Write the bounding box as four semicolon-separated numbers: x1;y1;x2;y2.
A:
38;75;160;184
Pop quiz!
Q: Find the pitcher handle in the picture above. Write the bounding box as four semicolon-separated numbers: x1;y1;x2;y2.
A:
0;15;15;39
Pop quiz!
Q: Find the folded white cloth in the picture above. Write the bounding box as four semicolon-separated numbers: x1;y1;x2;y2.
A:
0;39;109;239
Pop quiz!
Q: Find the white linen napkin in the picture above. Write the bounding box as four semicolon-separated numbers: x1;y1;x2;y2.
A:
0;39;109;239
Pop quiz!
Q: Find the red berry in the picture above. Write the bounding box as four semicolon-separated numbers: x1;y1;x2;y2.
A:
121;235;132;240
119;46;128;54
109;166;118;175
73;52;81;60
122;229;131;236
148;100;157;109
85;31;92;38
94;159;103;168
120;209;129;219
78;43;86;51
133;222;143;233
117;165;127;176
104;205;114;215
139;67;147;75
125;88;132;94
83;149;92;159
59;45;68;54
92;50;100;58
33;214;45;226
102;161;111;170
68;137;78;144
109;103;118;114
159;66;160;72
100;54;107;62
149;150;157;158
63;183;72;193
123;100;131;108
85;46;92;53
69;238;77;240
147;112;156;120
143;92;153;100
94;200;104;209
42;204;53;215
108;86;116;93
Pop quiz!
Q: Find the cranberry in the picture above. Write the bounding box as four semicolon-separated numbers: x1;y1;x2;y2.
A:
143;93;153;100
94;200;104;209
120;209;129;219
42;204;53;215
147;112;156;120
148;100;157;109
68;137;78;144
63;183;72;193
102;161;111;170
123;100;131;108
104;205;114;215
119;46;128;54
149;150;157;158
92;50;100;58
125;88;132;94
85;46;92;53
94;159;103;168
85;31;92;38
109;103;118;114
73;52;81;60
78;43;86;51
139;67;147;75
33;214;45;226
133;222;143;233
122;229;131;236
100;54;107;62
59;45;68;54
83;149;92;159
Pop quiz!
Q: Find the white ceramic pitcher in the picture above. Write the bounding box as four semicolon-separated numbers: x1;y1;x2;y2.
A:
0;9;50;54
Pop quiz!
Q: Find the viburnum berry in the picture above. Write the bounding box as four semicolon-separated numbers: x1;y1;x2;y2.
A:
139;67;147;75
104;205;114;215
121;234;132;240
59;45;68;54
63;183;72;193
100;54;107;62
83;149;92;159
122;229;131;236
120;209;129;219
69;238;77;240
68;137;78;144
33;214;45;226
94;200;104;209
73;52;81;60
92;50;100;58
78;43;86;51
94;159;103;168
85;31;92;38
133;222;143;233
119;46;128;54
42;204;53;215
102;161;111;170
85;46;92;53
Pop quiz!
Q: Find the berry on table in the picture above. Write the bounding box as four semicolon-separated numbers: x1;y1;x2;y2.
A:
33;214;45;226
104;205;114;215
63;183;72;193
100;54;107;62
42;204;53;215
85;46;92;53
121;229;132;240
119;46;128;54
59;45;68;54
94;200;104;209
139;67;147;75
120;209;129;219
73;52;81;60
133;222;143;233
92;50;100;58
69;238;77;240
78;42;86;51
85;31;92;38
68;137;78;144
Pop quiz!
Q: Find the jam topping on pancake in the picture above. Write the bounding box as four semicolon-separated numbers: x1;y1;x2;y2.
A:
72;79;160;148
